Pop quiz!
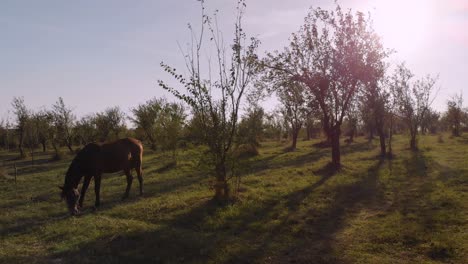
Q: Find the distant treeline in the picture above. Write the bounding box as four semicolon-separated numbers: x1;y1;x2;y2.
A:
0;93;466;159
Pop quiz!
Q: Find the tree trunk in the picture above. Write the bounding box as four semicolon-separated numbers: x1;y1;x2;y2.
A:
214;162;229;202
19;143;25;158
18;130;25;158
376;117;386;157
330;126;341;168
368;128;374;141
378;129;386;157
291;128;299;150
66;139;73;153
52;140;59;157
41;140;46;152
409;125;418;150
348;127;355;143
410;135;417;150
388;115;394;158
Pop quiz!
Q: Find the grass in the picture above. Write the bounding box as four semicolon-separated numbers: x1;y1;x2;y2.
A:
0;134;467;263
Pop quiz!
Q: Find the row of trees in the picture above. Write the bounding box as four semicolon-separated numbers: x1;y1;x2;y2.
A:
158;1;467;201
0;97;186;161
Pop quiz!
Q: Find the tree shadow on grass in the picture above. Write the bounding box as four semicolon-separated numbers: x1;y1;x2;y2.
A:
51;160;385;264
0;166;207;239
388;150;464;261
250;159;385;264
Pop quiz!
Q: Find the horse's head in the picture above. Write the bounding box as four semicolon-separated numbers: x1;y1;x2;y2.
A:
59;186;80;215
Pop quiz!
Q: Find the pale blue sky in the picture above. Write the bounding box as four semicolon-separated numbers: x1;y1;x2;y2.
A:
1;0;467;122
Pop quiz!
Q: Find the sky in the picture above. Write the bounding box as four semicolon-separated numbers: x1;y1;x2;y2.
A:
1;0;467;123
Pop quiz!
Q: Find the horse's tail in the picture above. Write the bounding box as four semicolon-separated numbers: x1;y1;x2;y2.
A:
133;139;144;195
128;138;143;172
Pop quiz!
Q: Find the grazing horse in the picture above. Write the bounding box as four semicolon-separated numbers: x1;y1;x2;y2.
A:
60;137;144;215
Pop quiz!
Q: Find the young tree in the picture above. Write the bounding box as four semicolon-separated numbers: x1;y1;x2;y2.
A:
11;97;29;158
446;93;464;136
277;82;308;150
237;105;265;149
74;114;98;146
158;0;259;201
420;108;440;134
263;108;287;141
391;63;437;150
23;115;39;164
94;107;126;142
52;97;76;153
158;102;186;160
262;5;388;168
32;110;53;152
130;98;164;150
360;77;390;156
0;114;13;151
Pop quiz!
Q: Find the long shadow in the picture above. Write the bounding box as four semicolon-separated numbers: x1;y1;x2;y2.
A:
243;140;374;177
340;141;375;155
285;163;337;212
230;159;385;263
0;164;207;239
390;150;464;261
238;148;329;178
51;160;385;264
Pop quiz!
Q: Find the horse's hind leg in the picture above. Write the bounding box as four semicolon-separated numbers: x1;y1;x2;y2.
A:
122;169;133;200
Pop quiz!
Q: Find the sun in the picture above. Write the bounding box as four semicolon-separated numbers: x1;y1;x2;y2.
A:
370;0;438;55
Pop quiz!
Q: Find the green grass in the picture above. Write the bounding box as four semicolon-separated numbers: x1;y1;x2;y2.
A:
0;134;467;263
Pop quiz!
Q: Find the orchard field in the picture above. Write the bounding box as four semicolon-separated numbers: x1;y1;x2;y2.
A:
1;134;467;264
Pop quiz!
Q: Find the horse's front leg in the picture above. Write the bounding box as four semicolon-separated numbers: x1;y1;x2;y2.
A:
94;174;102;208
78;175;92;209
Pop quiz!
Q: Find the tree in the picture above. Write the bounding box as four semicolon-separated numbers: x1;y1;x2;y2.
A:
277;82;308;150
391;63;437;150
74;114;98;146
94;107;126;142
158;0;259;201
446;93;464;136
0;113;13;151
237;105;265;149
262;5;388;168
130;98;164;150
32;110;53;152
360;76;390;156
158;102;186;160
52;97;76;153
420;108;440;134
23;114;39;164
11;97;29;158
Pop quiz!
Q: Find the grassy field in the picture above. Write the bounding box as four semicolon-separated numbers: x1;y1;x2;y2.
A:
0;134;467;263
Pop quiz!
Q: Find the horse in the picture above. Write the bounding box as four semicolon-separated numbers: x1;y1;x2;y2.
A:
60;137;144;215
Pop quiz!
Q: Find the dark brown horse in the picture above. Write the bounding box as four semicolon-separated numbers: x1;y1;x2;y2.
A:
60;138;144;215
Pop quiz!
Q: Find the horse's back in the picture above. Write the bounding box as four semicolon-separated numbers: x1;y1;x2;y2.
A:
99;138;143;172
101;138;142;156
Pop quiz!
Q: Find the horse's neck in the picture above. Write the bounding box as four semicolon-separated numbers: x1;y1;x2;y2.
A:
65;174;82;189
64;163;83;189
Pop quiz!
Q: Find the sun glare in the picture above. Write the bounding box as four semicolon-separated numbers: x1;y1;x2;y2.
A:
371;0;438;54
